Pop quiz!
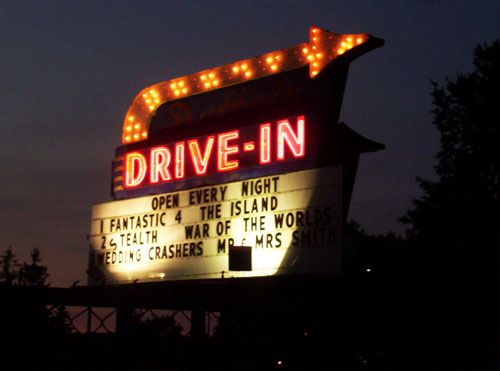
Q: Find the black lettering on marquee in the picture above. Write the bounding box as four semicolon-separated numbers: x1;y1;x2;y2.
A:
185;224;210;239
217;238;234;254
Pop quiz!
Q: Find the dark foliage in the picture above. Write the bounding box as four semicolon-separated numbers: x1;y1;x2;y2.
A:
18;248;49;287
401;39;500;278
0;246;20;286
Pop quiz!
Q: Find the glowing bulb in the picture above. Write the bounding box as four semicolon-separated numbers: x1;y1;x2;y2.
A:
213;79;219;86
126;126;132;132
302;47;309;54
141;132;147;138
266;56;273;64
201;74;207;81
125;136;131;142
311;70;318;76
232;66;240;73
244;70;252;78
178;80;184;87
133;134;139;140
356;37;363;44
174;90;180;96
241;63;248;71
316;53;323;59
181;87;188;94
204;82;211;88
128;116;134;122
347;37;352;42
271;64;278;71
134;123;140;130
307;54;314;61
337;49;344;55
208;72;215;79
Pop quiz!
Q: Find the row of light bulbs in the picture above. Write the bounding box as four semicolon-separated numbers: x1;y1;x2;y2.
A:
122;27;367;144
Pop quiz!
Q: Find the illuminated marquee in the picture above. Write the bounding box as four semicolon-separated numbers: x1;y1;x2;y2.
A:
88;25;385;285
124;115;306;188
90;166;343;284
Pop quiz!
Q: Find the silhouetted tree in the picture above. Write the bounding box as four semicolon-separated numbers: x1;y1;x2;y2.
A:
401;39;500;278
400;40;500;368
0;246;20;286
17;248;49;287
344;220;406;274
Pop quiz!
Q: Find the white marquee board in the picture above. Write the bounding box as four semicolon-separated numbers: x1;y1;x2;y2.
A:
88;166;342;284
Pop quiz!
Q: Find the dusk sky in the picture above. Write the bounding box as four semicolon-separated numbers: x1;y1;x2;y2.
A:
1;1;499;287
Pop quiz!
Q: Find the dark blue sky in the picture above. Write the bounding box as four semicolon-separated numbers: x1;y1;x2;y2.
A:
1;0;499;286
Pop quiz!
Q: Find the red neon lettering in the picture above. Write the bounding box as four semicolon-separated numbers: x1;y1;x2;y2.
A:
217;130;239;172
188;136;215;175
125;152;147;187
175;142;185;179
259;123;272;164
277;116;305;160
150;146;172;184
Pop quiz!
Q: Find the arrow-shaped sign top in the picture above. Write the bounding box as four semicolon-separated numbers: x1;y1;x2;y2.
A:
121;25;384;145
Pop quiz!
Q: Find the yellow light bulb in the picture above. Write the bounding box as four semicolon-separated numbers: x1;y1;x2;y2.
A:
126;126;132;132
271;64;278;71
125;136;131;142
244;70;252;78
346;37;353;43
307;54;314;61
178;81;184;87
201;74;207;81
128;116;134;122
302;47;309;54
170;82;176;89
241;63;248;71
213;80;219;86
337;49;344;55
266;56;273;64
356;37;363;44
208;72;215;79
316;53;323;59
181;87;188;94
232;66;240;73
142;132;147;138
133;134;139;140
134;123;140;130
